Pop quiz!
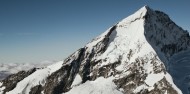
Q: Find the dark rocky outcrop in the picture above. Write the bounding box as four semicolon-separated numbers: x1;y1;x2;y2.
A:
148;77;178;94
29;85;42;94
0;68;37;94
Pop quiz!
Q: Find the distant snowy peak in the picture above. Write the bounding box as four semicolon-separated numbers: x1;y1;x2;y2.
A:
1;6;189;94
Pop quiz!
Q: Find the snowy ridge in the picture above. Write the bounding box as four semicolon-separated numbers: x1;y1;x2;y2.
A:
0;6;189;94
118;5;148;27
6;61;63;94
0;61;54;80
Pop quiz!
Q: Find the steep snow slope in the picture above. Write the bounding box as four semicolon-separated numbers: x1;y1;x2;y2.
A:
64;77;123;94
1;6;189;94
81;6;183;93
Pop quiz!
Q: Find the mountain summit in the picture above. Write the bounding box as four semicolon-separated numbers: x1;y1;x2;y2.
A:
1;6;190;94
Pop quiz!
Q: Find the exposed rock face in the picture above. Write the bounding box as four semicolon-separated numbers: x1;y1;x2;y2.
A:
144;8;190;60
149;77;178;94
0;6;189;94
29;85;42;94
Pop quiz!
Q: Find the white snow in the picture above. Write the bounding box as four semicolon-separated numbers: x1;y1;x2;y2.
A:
115;63;125;72
64;50;81;65
0;82;3;94
85;27;112;48
0;61;54;74
0;61;55;80
82;6;182;94
164;90;167;94
133;84;148;93
6;61;63;94
99;16;148;66
1;6;186;94
144;72;182;93
145;73;164;87
71;74;82;87
7;68;49;94
118;6;147;27
64;77;123;94
78;6;182;94
0;82;5;94
47;61;63;74
0;86;5;94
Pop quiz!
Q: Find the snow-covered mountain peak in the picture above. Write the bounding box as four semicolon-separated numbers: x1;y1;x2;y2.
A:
117;5;152;27
1;6;190;94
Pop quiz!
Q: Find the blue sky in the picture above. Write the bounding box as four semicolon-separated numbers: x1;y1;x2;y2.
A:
0;0;189;63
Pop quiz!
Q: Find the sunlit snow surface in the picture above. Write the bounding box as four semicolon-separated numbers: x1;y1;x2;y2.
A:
71;74;82;87
69;6;182;94
0;61;54;80
65;6;182;94
64;77;123;94
0;82;4;93
6;61;63;94
0;6;187;94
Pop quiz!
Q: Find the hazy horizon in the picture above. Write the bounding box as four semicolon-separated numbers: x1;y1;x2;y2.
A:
0;0;190;63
